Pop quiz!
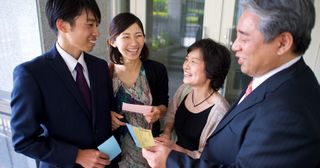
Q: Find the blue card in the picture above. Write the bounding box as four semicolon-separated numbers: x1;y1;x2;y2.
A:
98;135;121;160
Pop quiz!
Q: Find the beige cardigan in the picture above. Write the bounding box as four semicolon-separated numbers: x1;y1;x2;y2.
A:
164;84;230;159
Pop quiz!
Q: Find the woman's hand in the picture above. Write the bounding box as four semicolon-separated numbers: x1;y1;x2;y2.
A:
143;106;161;124
143;105;167;124
155;136;175;149
159;132;171;140
111;111;125;131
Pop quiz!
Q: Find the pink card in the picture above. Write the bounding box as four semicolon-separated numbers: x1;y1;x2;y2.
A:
122;103;152;114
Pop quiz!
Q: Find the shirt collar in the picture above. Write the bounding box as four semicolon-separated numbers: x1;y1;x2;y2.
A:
55;43;88;73
252;56;301;90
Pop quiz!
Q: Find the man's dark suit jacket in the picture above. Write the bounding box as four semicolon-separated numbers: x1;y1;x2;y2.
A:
10;46;114;167
167;58;320;167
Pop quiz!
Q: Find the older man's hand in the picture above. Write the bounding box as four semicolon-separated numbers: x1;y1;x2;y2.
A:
142;142;172;168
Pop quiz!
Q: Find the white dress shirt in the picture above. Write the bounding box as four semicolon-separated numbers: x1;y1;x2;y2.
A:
56;43;90;87
238;56;301;104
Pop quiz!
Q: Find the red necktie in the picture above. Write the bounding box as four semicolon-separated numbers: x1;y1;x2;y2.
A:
245;81;253;97
75;63;91;111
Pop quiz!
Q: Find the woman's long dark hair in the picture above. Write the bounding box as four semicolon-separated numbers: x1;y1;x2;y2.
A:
108;12;149;64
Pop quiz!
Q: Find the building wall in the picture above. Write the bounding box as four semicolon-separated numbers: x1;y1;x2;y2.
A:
304;0;320;83
37;1;111;60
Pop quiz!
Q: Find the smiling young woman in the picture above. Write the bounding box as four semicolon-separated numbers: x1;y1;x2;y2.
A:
106;12;169;168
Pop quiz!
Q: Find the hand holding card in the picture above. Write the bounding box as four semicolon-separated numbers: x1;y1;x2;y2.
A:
98;135;121;160
126;123;155;148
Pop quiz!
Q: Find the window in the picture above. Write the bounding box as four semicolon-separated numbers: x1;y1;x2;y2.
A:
0;1;41;167
146;0;205;98
0;0;42;94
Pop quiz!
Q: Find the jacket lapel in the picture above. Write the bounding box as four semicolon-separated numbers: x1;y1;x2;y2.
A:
45;46;92;119
213;58;305;135
213;84;266;135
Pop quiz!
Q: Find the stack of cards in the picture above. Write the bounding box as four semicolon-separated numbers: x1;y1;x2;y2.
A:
126;123;155;148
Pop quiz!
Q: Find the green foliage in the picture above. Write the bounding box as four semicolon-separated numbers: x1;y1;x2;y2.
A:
152;32;171;50
153;0;168;13
153;11;168;17
187;9;204;15
186;16;199;24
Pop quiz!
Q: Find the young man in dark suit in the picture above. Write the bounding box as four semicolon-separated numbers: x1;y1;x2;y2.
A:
143;0;320;167
10;0;114;167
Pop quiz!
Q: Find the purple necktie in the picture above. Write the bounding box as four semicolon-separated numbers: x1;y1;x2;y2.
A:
75;63;91;111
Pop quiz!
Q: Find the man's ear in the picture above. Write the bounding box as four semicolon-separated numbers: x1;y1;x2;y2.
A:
107;39;117;47
276;32;293;55
56;19;70;33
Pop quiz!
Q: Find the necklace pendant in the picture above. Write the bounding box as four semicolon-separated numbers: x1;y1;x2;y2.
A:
192;90;214;107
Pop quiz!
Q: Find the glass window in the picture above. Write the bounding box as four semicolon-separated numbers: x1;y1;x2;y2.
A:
0;0;42;94
146;0;205;98
1;1;40;168
224;0;251;104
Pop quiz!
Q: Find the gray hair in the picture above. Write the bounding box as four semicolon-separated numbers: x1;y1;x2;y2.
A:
241;0;315;55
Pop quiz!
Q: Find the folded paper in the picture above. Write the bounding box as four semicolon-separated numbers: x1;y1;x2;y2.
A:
122;102;152;114
126;123;155;148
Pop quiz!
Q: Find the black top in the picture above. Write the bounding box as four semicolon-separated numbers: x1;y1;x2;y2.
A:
143;60;169;136
174;95;213;150
142;60;169;107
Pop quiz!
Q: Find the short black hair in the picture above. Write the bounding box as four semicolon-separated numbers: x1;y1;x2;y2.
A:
45;0;101;34
108;12;149;64
187;38;231;91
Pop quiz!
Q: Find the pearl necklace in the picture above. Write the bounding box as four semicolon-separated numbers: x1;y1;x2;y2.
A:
191;90;214;107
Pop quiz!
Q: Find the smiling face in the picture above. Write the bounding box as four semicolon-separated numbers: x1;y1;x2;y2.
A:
183;48;210;87
110;23;145;62
231;10;282;77
59;9;100;58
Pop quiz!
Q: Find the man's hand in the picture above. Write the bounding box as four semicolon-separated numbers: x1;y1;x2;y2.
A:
75;149;110;168
142;142;172;168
